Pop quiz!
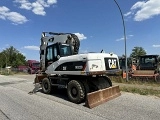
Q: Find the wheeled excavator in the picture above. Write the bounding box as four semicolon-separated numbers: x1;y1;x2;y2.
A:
35;32;121;108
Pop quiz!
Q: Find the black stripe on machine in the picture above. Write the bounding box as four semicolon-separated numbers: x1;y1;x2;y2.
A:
55;61;86;71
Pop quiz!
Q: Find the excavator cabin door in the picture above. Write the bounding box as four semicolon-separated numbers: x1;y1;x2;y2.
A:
45;43;73;67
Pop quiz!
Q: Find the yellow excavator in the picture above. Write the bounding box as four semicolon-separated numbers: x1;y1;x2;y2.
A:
35;32;121;108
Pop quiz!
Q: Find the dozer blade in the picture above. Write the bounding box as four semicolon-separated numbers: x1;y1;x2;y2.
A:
86;85;121;108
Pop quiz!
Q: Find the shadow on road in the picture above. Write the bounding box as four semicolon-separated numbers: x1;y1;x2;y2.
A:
28;85;68;101
28;84;86;107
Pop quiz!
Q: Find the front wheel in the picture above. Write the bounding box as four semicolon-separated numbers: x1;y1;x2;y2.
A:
42;78;52;94
67;80;85;103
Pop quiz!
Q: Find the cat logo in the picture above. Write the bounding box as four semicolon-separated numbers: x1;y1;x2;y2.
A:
108;59;117;69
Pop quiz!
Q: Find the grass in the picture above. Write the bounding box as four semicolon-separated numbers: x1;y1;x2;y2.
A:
0;69;28;75
110;76;160;87
109;76;160;98
0;69;11;75
120;86;160;97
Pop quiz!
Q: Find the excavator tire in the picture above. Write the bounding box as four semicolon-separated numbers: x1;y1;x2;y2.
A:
90;76;112;90
67;80;85;103
42;78;52;94
81;80;90;95
104;76;112;86
98;76;112;89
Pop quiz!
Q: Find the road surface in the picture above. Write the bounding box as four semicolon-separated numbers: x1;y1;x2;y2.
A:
0;75;160;120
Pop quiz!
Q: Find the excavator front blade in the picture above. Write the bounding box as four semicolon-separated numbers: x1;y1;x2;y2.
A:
86;85;121;108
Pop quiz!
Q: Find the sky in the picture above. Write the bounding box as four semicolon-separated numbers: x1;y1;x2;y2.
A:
0;0;160;61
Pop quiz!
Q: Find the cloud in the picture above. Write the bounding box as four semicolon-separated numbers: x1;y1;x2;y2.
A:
116;37;124;42
21;52;26;56
14;0;57;16
5;44;9;47
80;50;88;54
124;12;132;17
24;45;40;50
124;0;160;21
152;45;160;48
32;1;46;15
116;35;133;41
128;34;134;37
0;6;28;24
74;33;87;40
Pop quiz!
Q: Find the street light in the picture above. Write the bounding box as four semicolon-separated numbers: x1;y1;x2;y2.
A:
113;0;128;81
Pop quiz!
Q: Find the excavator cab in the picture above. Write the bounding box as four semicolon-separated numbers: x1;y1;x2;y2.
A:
59;44;73;57
45;43;73;67
40;32;80;71
138;55;159;70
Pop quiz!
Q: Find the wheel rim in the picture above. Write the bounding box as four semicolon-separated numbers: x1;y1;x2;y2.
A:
44;82;48;90
71;87;78;98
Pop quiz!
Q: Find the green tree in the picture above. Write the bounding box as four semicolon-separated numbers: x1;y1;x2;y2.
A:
0;46;26;68
0;52;7;68
130;46;147;59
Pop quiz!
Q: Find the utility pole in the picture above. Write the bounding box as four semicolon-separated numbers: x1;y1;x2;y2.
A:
113;0;128;81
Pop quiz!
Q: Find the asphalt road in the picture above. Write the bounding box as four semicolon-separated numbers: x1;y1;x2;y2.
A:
0;75;160;120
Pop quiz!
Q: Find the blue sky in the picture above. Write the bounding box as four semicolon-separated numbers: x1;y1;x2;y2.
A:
0;0;160;61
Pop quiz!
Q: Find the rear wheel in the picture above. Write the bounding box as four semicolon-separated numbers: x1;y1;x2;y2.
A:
104;76;112;86
42;78;52;94
90;76;112;90
67;80;85;103
97;76;111;89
